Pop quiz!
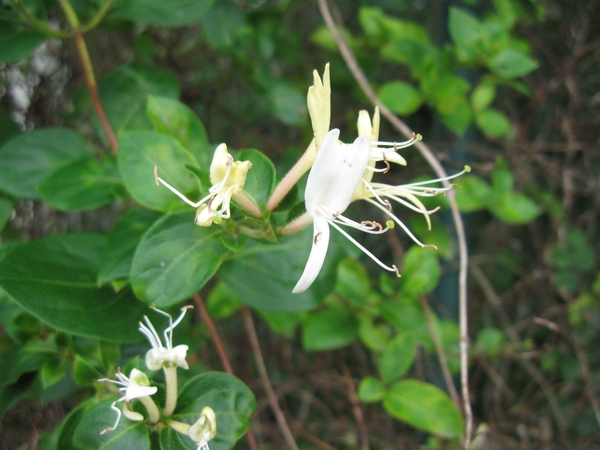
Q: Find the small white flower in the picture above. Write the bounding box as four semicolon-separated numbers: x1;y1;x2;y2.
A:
188;406;217;450
293;128;399;293
154;144;252;226
98;368;158;434
139;306;192;370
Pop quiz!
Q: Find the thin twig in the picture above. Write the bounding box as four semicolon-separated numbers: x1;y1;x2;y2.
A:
338;354;370;450
241;306;299;450
419;296;461;411
194;295;258;450
316;0;472;446
469;264;566;434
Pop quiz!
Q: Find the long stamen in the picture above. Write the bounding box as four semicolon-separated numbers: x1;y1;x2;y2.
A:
141;316;163;349
365;198;428;248
399;165;471;188
329;221;399;275
154;167;211;208
100;400;123;434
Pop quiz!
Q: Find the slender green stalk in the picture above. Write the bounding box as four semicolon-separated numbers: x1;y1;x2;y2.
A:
139;396;161;424
163;366;178;416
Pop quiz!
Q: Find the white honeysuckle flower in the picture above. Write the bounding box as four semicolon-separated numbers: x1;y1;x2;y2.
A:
154;144;252;226
188;406;217;450
139;306;192;371
98;368;158;434
293;128;399;294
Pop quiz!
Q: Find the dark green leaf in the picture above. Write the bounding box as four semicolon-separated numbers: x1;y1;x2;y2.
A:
0;20;47;64
357;376;386;403
302;308;359;351
73;355;102;387
118;130;201;212
448;8;482;54
0;199;12;231
98;208;163;285
0;128;93;199
237;149;276;211
379;333;416;383
487;48;538;79
383;379;463;437
0;233;148;341
206;281;243;320
170;371;256;450
110;0;216;27
0;341;58;386
378;81;423;116
131;212;229;307
454;175;491;211
96;65;180;133
358;316;390;352
267;81;307;125
0;105;20;147
200;0;246;50
41;358;70;389
38;156;123;211
219;227;347;313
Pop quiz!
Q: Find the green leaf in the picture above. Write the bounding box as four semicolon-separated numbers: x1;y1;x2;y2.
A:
471;83;496;112
218;228;347;313
336;259;372;306
381;299;432;349
71;400;150;449
0;20;47;64
448;8;482;61
98;208;162;285
146;95;209;162
0;128;93;199
37;156;123;211
487;48;538;79
490;192;540;224
409;216;454;261
0;199;12;232
237;149;276;211
73;355;102;387
98;341;121;371
438;97;473;136
475;108;514;138
378;81;423;116
41;358;70;389
475;328;505;357
0;234;148;341
169;371;256;450
96;65;180;134
302;308;359;351
118;130;201;212
110;0;216;27
491;168;513;196
357;376;386;403
400;247;440;296
383;379;463;437
379;333;416;384
267;81;307;125
200;0;246;50
454;175;491;211
358;316;390;352
131;211;229;307
0;341;59;386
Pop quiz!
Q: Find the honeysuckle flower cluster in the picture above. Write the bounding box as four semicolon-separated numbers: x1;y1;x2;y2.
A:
291;64;469;293
155;143;253;226
98;306;217;449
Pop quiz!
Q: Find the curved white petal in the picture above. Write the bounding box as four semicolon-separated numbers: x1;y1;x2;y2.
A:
305;130;371;216
293;216;330;293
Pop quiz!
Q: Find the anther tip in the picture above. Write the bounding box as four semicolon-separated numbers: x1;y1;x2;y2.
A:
464;165;471;173
415;133;423;141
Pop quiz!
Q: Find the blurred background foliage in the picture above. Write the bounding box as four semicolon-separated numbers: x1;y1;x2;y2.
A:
0;0;599;448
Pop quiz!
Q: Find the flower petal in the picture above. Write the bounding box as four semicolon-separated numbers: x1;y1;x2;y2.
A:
305;129;371;216
293;216;330;293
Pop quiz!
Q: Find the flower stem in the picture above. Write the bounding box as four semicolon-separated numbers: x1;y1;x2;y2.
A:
163;365;178;416
57;0;119;153
139;396;161;424
266;140;316;212
168;420;190;435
